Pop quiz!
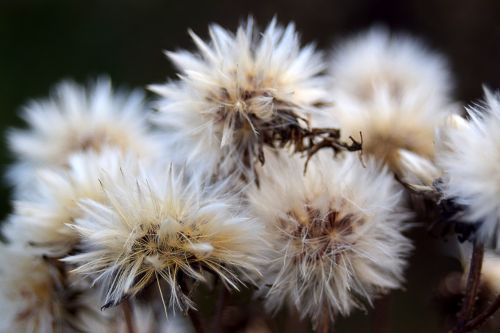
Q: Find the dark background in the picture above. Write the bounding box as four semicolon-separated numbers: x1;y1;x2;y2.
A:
1;1;500;332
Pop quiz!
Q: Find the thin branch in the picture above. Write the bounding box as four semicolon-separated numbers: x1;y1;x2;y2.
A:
460;240;485;317
179;276;206;333
317;304;332;333
465;294;500;331
211;282;229;332
452;239;484;333
122;299;135;333
303;133;362;173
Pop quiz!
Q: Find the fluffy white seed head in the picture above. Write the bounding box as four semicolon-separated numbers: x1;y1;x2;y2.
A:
4;149;141;256
151;19;329;181
321;28;454;176
0;245;119;333
332;91;445;174
438;89;500;248
0;246;61;333
65;163;265;310
7;78;160;191
248;151;411;324
328;27;452;104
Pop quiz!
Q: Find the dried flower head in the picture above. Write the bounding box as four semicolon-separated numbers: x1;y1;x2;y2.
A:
0;245;117;333
333;91;442;172
150;19;329;180
7;78;159;191
438;89;500;248
0;246;63;333
328;27;452;104
65;163;265;310
4;149;140;256
321;27;453;177
248;151;411;324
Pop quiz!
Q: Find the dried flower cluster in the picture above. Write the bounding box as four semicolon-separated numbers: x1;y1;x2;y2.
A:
1;18;500;333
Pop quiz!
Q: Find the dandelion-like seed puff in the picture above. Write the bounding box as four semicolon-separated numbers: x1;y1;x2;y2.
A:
329;27;452;104
321;28;454;182
151;19;329;181
7;78;160;192
4;149;140;257
439;89;500;248
0;246;63;333
248;151;411;325
0;245;120;333
65;163;265;311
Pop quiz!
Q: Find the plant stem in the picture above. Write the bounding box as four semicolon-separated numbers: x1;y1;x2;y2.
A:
317;304;332;333
122;299;135;333
211;282;229;332
179;276;206;333
452;239;484;333
465;294;500;331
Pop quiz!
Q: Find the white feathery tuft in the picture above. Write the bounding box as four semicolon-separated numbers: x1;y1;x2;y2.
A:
64;162;266;311
0;245;60;333
438;88;500;248
4;149;142;257
320;27;454;178
328;27;452;104
150;19;329;182
247;150;412;325
7;77;161;193
0;244;120;333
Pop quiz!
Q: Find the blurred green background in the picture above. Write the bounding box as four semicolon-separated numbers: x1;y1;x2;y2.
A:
1;0;500;332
